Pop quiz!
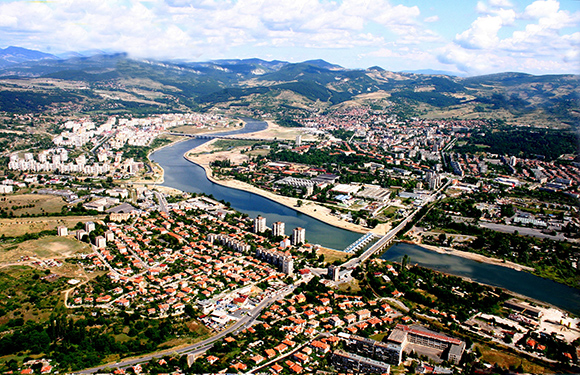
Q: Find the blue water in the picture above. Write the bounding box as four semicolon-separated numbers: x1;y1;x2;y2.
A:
151;118;580;315
383;242;580;315
150;119;361;249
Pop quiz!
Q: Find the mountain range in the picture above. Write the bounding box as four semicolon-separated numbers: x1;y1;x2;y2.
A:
0;46;577;127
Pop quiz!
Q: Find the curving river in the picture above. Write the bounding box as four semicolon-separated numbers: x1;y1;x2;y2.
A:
150;118;361;250
151;118;580;315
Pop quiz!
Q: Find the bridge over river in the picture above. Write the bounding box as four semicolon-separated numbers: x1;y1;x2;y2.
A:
340;181;449;271
167;132;275;142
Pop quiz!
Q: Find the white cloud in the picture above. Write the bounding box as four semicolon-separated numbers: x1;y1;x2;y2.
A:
489;0;513;7
0;0;577;74
366;48;395;58
498;0;580;54
0;14;17;28
455;15;504;49
524;0;560;19
0;0;438;60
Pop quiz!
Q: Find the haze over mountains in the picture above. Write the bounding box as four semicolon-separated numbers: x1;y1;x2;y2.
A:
0;46;577;128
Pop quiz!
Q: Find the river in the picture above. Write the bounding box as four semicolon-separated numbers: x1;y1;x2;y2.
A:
150;119;361;250
150;118;580;315
383;242;580;315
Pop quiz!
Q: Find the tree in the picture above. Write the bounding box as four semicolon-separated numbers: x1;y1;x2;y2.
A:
402;254;410;268
296;200;303;207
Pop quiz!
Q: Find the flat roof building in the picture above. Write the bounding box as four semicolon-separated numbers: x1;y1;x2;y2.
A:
331;350;390;374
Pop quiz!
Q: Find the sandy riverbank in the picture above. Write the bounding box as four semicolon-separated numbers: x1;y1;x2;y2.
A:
139;120;248;186
184;140;370;235
413;242;535;272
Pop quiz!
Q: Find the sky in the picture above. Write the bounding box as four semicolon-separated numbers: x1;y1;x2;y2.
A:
0;0;578;76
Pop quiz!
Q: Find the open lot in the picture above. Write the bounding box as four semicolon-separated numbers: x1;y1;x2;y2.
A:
317;247;351;264
476;344;548;373
0;235;91;264
0;194;66;216
0;215;104;237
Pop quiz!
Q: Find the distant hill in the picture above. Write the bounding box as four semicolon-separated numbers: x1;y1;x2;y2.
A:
401;69;463;77
0;46;58;67
0;48;577;127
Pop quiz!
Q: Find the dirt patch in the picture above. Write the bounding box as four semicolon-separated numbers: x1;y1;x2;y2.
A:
337;279;361;293
317;247;350;264
0;215;104;237
0;194;66;216
476;344;548;373
0;235;91;264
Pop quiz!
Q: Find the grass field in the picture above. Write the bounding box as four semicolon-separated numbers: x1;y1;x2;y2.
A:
0;194;66;216
0;215;104;237
370;332;389;342
476;344;548;373
212;139;261;152
0;235;91;264
317;247;351;264
337;279;361;293
170;123;238;135
0;265;72;324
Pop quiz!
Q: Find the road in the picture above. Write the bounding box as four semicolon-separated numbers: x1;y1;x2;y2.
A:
90;131;117;154
77;285;297;374
341;180;449;271
479;222;568;241
155;191;169;213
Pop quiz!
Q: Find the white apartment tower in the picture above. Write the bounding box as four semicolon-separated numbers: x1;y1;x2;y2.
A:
85;221;95;233
272;221;285;237
292;227;306;246
254;216;267;234
282;255;294;276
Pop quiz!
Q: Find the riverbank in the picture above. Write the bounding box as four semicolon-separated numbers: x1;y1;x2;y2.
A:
183;139;370;235
141;120;248;186
409;241;536;272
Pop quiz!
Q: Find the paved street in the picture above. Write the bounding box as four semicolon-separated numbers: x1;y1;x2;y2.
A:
77;286;296;374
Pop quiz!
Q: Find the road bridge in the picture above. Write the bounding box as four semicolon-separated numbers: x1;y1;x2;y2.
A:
341;180;450;270
343;232;379;253
167;132;275;142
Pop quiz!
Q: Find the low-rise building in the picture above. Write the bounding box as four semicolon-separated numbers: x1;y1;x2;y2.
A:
331;350;390;374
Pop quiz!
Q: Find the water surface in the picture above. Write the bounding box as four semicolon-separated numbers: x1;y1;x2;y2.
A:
382;242;580;315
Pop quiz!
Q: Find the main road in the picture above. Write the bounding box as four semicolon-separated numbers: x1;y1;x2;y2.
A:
78;285;297;374
341;180;450;271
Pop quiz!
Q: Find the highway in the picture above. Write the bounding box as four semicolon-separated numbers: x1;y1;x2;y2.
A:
77;285;296;374
341;180;449;271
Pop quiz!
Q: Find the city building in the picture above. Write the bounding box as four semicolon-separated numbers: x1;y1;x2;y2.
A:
256;248;294;276
85;221;95;233
386;324;465;364
95;236;106;249
282;256;294;276
331;350;390;374
272;221;285;237
425;171;440;190
76;230;87;241
292;227;305;246
57;226;68;236
346;334;404;366
208;233;251;252
328;265;340;282
254;216;266;234
503;300;543;320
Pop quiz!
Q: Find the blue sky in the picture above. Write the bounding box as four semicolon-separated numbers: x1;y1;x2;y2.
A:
0;0;578;75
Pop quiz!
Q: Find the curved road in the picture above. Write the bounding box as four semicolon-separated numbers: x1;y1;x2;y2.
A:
77;285;296;374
